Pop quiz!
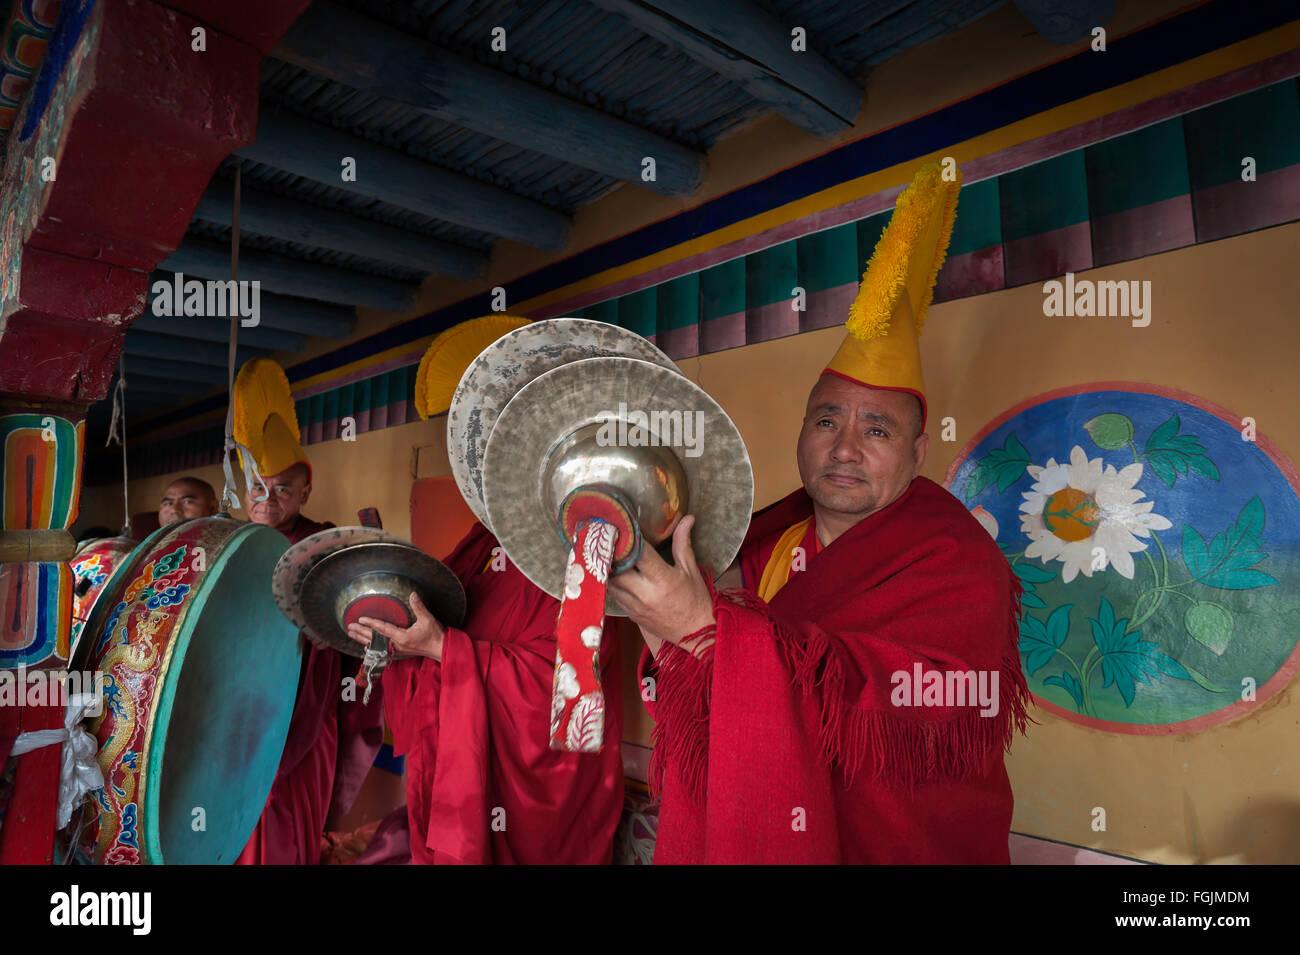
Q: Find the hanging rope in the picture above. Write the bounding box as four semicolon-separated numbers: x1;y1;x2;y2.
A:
219;164;267;514
104;354;130;537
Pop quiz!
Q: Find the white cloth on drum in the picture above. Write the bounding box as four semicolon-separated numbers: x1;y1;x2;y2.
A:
10;693;105;829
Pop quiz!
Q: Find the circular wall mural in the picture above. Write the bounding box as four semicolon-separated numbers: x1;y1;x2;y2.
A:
945;383;1300;734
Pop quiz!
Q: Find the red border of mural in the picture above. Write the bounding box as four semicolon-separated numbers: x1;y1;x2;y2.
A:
943;380;1300;736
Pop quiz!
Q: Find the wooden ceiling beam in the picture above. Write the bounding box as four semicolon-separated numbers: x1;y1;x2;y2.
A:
123;332;267;368
240;110;571;251
124;356;230;386
274;0;706;196
131;315;306;354
589;0;861;136
161;237;418;312
116;372;217;398
1013;0;1116;44
194;179;487;280
149;273;356;339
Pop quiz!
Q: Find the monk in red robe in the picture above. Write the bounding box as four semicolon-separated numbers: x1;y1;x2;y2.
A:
610;161;1029;864
231;356;386;865
613;384;1028;864
348;521;624;864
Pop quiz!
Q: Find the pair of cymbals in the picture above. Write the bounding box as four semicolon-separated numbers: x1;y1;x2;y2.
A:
446;318;754;614
447;318;681;526
272;526;466;657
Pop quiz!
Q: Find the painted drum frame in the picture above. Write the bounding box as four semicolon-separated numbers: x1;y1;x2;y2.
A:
69;535;136;661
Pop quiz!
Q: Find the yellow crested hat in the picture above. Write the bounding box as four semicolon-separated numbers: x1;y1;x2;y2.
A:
413;314;530;419
232;357;310;482
824;161;961;433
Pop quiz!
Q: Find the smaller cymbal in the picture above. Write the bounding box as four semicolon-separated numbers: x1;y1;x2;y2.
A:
272;526;404;633
299;541;467;657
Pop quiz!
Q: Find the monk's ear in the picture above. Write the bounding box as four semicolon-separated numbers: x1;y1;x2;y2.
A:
300;483;312;506
912;430;929;474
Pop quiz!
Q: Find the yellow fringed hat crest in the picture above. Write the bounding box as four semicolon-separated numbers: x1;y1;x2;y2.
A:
414;314;531;419
232;358;310;482
824;161;961;433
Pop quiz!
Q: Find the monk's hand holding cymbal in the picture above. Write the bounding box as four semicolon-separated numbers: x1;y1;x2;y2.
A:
347;591;446;662
609;515;716;659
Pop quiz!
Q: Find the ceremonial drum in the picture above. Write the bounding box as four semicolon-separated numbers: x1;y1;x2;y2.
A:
71;517;301;864
69;536;135;660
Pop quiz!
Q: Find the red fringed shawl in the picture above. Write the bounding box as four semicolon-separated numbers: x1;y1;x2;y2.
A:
642;477;1031;864
381;522;624;864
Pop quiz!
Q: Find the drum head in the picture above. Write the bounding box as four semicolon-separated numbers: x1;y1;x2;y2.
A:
80;517;300;864
149;522;299;864
447;318;681;529
483;357;753;615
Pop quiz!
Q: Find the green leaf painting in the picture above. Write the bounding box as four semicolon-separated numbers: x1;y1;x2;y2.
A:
1180;496;1277;591
1019;603;1072;675
1142;413;1220;488
963;432;1031;500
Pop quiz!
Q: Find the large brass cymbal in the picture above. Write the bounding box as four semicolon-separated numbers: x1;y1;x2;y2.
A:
446;318;681;529
483;356;753;615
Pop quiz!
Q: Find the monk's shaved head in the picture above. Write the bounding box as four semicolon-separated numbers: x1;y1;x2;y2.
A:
159;477;219;525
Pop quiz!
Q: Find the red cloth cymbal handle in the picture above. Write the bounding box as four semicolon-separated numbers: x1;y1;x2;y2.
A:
549;519;616;753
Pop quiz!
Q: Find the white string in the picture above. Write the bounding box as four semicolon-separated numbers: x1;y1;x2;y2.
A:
219;163;267;514
104;355;130;536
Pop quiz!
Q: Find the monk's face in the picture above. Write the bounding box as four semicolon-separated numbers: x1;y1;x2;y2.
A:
797;375;928;525
158;480;218;525
244;466;311;532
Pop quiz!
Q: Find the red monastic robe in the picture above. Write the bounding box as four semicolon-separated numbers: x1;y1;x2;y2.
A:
376;522;624;864
641;477;1030;864
237;514;385;865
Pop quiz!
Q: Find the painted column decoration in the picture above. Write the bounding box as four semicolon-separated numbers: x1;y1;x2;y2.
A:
0;406;84;863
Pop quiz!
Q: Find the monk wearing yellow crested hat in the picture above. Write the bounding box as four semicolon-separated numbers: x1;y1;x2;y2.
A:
609;163;1031;864
229;358;321;540
230;358;384;865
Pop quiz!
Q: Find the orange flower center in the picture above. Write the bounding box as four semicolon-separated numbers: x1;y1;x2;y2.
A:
1043;487;1100;542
